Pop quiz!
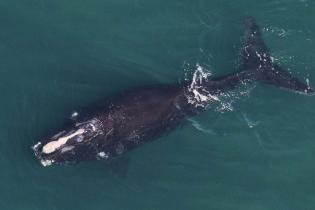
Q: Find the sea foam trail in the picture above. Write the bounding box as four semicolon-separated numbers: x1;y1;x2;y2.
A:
185;63;218;108
184;63;254;112
187;118;216;135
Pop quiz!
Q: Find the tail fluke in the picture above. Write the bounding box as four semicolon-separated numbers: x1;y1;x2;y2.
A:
242;17;313;94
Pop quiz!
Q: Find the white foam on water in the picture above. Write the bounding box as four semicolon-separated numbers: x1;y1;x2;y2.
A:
71;111;79;118
254;132;265;150
263;27;291;38
188;118;215;135
241;112;258;129
186;63;218;108
270;56;275;62
184;63;255;112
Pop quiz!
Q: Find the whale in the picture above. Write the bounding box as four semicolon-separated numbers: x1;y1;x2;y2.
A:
32;18;313;167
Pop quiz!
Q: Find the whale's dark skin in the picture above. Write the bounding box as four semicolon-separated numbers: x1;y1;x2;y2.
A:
32;18;313;167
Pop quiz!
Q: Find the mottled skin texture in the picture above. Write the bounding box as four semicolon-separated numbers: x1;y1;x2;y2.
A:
33;18;313;166
87;85;190;158
34;84;196;165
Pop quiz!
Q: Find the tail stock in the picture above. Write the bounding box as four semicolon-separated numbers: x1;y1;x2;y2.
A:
241;17;313;94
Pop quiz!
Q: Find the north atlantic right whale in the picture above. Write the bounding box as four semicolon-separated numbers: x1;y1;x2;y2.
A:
32;18;313;167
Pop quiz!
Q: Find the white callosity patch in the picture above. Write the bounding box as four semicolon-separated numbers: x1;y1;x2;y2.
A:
90;123;97;132
40;159;54;167
61;146;75;153
76;135;84;142
32;142;42;151
97;151;109;159
42;129;85;154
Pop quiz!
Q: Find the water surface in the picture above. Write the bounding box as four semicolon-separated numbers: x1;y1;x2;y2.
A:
0;0;315;209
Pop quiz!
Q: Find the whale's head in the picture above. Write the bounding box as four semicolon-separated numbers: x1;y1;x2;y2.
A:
32;118;104;166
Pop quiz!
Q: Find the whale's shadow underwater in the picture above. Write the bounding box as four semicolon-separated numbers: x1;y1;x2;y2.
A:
32;18;313;168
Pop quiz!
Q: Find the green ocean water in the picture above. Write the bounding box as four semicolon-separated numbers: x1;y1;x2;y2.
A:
1;0;315;209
